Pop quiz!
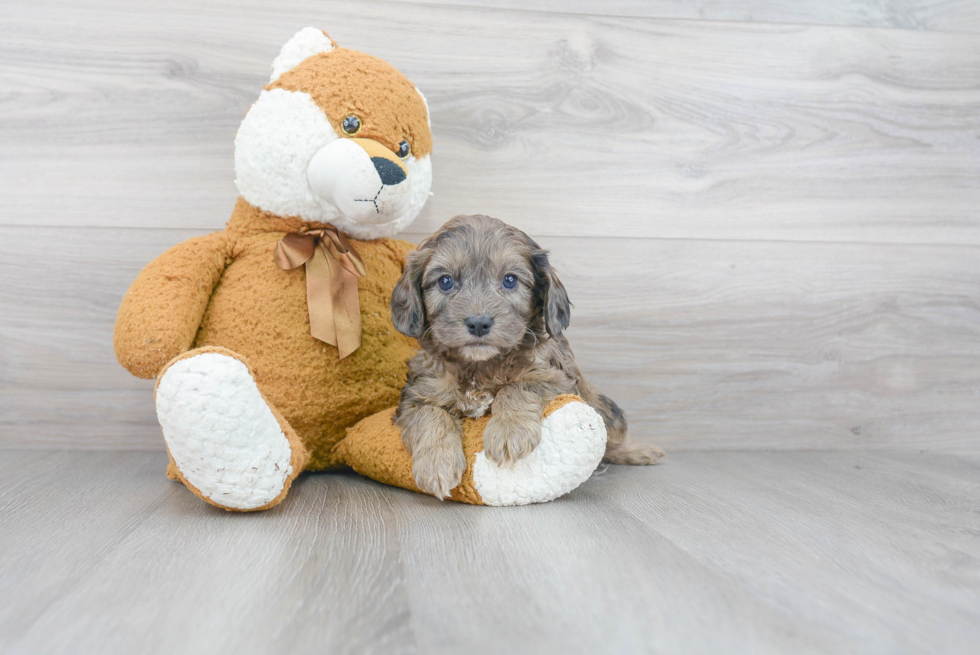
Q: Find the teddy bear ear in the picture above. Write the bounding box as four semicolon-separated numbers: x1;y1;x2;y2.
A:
415;87;431;129
270;27;337;83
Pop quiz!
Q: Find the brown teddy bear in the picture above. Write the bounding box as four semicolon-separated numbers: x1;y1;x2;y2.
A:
115;28;607;511
115;28;429;509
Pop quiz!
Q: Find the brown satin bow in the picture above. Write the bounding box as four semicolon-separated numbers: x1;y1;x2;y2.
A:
274;226;367;359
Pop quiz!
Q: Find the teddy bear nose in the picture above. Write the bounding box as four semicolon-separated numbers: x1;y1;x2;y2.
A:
372;157;407;186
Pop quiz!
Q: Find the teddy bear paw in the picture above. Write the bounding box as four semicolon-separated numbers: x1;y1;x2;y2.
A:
471;399;607;506
155;352;295;510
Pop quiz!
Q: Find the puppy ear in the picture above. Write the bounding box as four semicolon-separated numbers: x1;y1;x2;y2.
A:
390;248;429;338
531;248;571;337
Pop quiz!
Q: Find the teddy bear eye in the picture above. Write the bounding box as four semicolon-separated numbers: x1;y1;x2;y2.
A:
397;140;411;159
502;274;517;289
342;114;361;135
438;275;454;292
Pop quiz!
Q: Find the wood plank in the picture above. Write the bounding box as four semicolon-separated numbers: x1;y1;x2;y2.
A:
585;451;980;655
2;226;979;453
0;227;203;449
0;451;176;647
558;236;980;452
0;450;418;654
2;0;979;244
2;450;978;654
0;450;64;502
385;468;822;654
383;0;980;33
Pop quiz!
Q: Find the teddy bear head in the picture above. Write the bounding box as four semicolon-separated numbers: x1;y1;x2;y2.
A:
234;28;433;240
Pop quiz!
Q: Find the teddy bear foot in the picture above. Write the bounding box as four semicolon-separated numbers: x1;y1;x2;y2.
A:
340;396;608;505
155;348;307;511
470;398;607;506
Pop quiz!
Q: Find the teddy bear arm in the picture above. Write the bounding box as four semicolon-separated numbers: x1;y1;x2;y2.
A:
114;232;230;379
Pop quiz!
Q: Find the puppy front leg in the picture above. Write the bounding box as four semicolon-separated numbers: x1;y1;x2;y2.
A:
398;404;466;500
484;383;550;466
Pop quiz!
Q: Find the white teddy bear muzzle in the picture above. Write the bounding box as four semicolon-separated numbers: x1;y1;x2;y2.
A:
307;138;412;225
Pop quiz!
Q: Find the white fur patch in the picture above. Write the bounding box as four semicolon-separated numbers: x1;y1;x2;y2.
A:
270;27;335;83
415;87;431;129
307;138;410;226
399;153;433;233
234;88;432;240
472;402;606;506
156;353;293;510
235;88;341;223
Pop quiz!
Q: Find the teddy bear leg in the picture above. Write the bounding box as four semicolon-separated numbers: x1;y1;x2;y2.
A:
154;347;309;512
467;397;609;506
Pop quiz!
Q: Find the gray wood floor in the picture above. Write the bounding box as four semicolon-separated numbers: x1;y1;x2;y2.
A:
3;0;979;652
1;449;978;655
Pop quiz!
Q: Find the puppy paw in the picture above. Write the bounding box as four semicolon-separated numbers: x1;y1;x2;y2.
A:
412;440;467;500
483;412;542;467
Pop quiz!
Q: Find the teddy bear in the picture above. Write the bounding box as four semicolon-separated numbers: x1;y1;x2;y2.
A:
114;28;607;511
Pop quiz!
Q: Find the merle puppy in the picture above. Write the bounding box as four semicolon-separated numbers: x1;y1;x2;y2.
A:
390;215;664;498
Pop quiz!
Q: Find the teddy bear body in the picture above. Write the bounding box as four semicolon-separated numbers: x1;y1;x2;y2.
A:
191;201;417;470
115;198;417;471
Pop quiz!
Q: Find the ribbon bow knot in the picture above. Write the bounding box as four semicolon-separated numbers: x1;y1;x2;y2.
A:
274;226;367;359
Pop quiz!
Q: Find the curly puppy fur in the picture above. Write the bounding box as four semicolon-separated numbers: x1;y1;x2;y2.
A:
390;215;664;499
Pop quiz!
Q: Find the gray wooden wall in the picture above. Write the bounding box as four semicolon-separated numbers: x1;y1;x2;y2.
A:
2;0;979;452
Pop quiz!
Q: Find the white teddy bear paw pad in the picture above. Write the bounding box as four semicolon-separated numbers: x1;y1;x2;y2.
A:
155;352;294;510
472;400;607;506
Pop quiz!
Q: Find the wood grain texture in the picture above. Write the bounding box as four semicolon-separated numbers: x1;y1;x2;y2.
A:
2;226;978;453
1;449;978;654
0;227;200;449
2;0;979;244
383;0;980;33
559;235;980;452
4;4;979;654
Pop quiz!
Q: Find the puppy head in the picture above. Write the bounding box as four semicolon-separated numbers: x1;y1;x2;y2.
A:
391;215;571;361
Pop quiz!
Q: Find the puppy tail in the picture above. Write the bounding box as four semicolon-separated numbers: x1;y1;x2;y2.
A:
604;436;666;465
595;393;666;465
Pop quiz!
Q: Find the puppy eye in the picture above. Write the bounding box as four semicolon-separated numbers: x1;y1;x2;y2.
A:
438;275;454;292
397;140;411;159
502;274;517;289
342;114;361;135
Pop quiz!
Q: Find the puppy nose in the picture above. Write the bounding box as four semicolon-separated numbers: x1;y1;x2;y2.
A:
372;157;407;186
465;314;494;337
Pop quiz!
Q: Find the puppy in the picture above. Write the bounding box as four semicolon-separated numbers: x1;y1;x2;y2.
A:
390;215;664;498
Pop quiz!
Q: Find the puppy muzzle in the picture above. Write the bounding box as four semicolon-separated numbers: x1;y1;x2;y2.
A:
307;137;411;224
